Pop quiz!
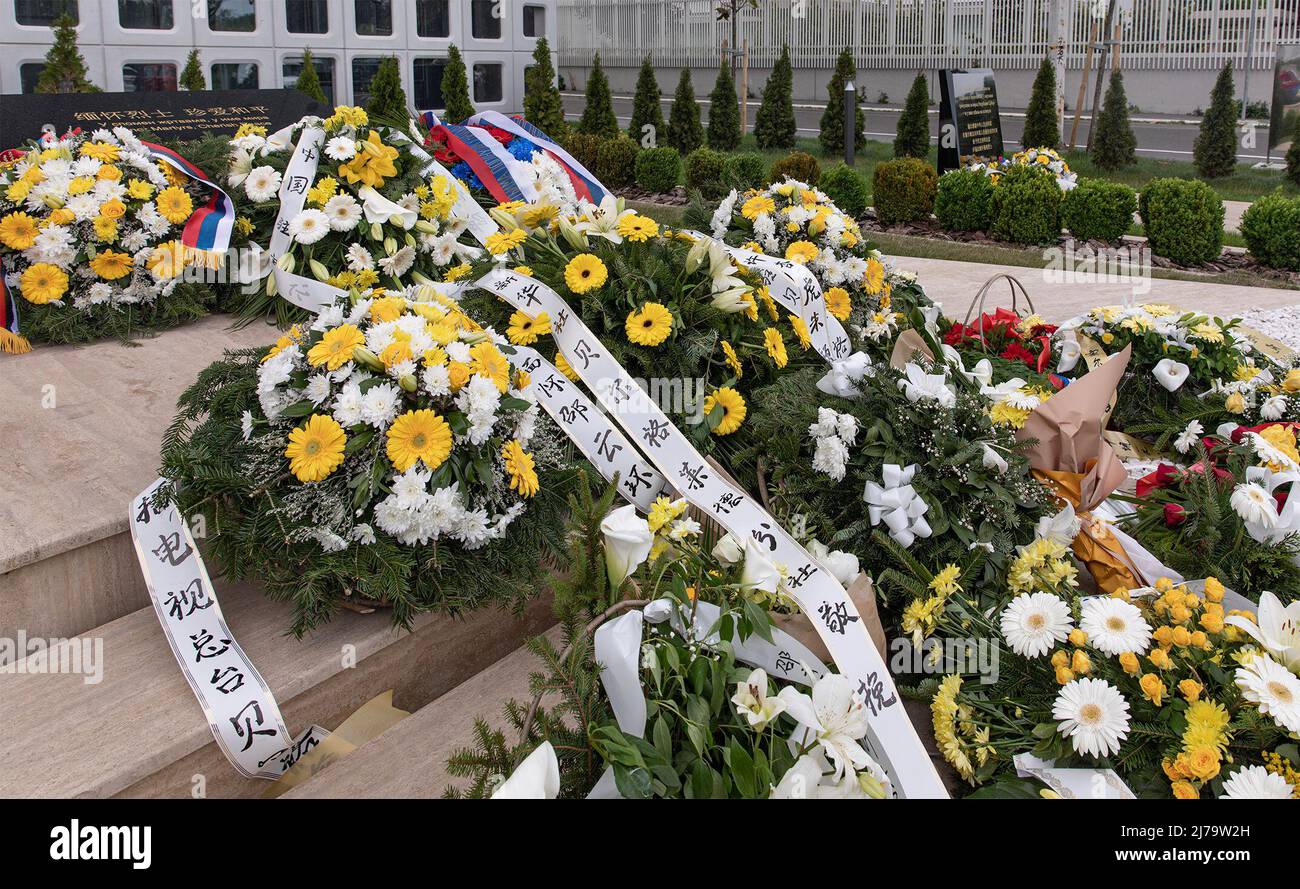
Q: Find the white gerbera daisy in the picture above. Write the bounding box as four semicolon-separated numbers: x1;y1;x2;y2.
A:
1052;678;1130;758
1249;431;1300;472
1220;764;1295;799
243;165;281;202
1230;482;1279;529
289;209;331;245
1173;420;1203;455
324;194;362;231
324;136;356;161
1000;592;1073;658
345;242;374;271
1080;596;1152;656
1235;654;1300;733
240;410;254;442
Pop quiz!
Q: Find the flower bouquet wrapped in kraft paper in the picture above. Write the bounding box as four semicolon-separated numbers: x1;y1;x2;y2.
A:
1016;344;1175;594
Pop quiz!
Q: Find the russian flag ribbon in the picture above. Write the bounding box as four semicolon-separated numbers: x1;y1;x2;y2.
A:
431;122;526;204
141;141;236;255
466;111;608;204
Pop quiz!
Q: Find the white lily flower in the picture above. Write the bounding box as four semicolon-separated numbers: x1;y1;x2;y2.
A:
776;674;874;780
731;668;788;730
898;362;955;408
573;194;633;243
711;532;744;565
1226;591;1300;674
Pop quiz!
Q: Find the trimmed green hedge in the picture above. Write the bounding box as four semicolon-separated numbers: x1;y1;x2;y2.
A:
872;157;937;226
1060;178;1137;243
934;169;995;232
1138;178;1225;265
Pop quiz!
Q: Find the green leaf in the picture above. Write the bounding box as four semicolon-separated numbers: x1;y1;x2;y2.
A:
728;739;757;798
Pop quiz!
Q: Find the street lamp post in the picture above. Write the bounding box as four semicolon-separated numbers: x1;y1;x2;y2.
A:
844;81;856;166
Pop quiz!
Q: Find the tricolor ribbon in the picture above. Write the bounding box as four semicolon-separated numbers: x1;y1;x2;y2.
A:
466;111;608;204
0;266;32;354
142;141;236;255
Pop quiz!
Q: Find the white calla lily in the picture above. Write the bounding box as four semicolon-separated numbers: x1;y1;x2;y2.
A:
1057;337;1081;373
711;532;745;565
358;185;417;229
599;505;653;588
1152;358;1191;392
490;741;560;799
740;538;782;594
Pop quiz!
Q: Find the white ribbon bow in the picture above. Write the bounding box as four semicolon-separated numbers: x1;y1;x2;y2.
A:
940;344;993;387
863;463;932;547
816;351;873;397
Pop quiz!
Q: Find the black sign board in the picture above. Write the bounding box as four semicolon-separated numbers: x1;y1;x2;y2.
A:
0;89;328;149
937;69;1005;174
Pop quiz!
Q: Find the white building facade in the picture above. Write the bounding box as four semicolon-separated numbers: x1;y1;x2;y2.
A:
1;0;556;115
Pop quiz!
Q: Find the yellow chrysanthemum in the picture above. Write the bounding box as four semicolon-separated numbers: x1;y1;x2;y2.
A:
234;123;268;138
89;250;134;281
502;439;540;498
471;341;511;393
485;228;528;255
740;194;775;220
507;310;551;346
788;314;811;350
127;179;155;200
989;400;1032;429
703;387;746;436
625;302;673;347
444;263;472;282
66;175;94;196
824;286;851;321
563;253;608;293
368;295;408;323
19;263;68;304
284;414;348;483
863;257;885;295
386;410;453;472
324;105;369;130
616;213;659;242
307;324;366;371
156;186;194;224
763;327;788;368
339;131;399;188
720;340;742;378
0;212;40;250
262;325;303;363
647;496;687;533
306;175;339;207
512;265;534;277
784;240;818;263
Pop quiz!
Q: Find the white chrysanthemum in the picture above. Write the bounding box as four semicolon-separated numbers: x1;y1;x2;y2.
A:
1000;592;1073;658
304;374;332;406
359;381;401;428
808;406;839;439
1235;654;1300;734
325;136;356;161
1220;765;1295;799
289;208;331;245
240;410;254;442
812;435;849;482
324;194;362;231
1261;395;1289;421
345;242;374;271
1231;482;1279;528
446;340;472;364
243;165;281;202
1052;678;1130;758
1079;596;1152;656
835;413;858;445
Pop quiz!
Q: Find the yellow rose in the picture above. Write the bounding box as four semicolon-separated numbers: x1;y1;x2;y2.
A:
1172;626;1193;647
1284;368;1300;393
97;164;122;182
1051;650;1070;669
1184;746;1220;781
1203;577;1225;602
1178;679;1203;702
1139;673;1166;706
1068;629;1088;647
1153;626;1175;649
1148;647;1172;670
1171;780;1199;800
1199;611;1224;634
1119;652;1140;674
1071;650;1092;675
1053;665;1075;685
99;198;126;220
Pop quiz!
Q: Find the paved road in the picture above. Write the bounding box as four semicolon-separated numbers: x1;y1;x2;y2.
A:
561;92;1281;163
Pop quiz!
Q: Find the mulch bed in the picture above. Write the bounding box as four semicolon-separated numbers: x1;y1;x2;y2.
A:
615;185;690;206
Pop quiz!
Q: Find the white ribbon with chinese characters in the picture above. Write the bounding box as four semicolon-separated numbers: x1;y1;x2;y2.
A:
475;266;947;797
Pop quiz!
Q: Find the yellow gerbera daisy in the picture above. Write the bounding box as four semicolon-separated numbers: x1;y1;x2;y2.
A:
156;186;194;224
789;314;811;350
470;341;511;393
146;240;187;280
89;250;134;281
824;286;851;321
520;203;558;228
368;295;408;323
485;228;528;255
285;414;347;482
555;352;579;381
507;310;551;345
720;340;742;378
20;263;68;304
785;240;818;263
502;439;540;498
625;302;673;346
703;387;747;436
564;253;608;293
0;212;39;250
864;257;885;295
127;179;155;200
763;327;788;368
80;141;121;163
741;194;776;220
615;214;659;242
307;324;366;371
386;409;453;472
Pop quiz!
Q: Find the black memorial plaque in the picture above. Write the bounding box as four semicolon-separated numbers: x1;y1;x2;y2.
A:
937;69;1005;174
0;89;327;148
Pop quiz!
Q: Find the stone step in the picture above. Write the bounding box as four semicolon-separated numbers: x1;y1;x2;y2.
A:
0;316;280;647
284;628;556;799
0;577;555;799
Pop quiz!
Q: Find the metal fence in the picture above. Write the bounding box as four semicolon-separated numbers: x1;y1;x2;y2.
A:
557;0;1300;71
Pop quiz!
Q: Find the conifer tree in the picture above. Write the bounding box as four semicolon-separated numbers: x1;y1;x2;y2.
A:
1194;62;1239;179
666;69;703;155
365;57;409;122
893;71;930;158
294;48;328;105
579;53;619;138
1021;57;1059;149
628;55;665;146
35;14;99;93
523;37;566;137
707;62;741;151
818;47;865;155
180;48;206;91
754;44;796;150
1090;69;1137;171
442;45;475;123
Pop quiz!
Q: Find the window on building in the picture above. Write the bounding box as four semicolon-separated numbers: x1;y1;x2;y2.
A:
283;55;336;104
354;0;391;36
413;57;447;110
15;0;78;27
211;62;259;90
473;63;503;103
20;63;45;94
118;0;173;29
122;62;178;91
415;0;449;38
470;0;502;40
207;0;256;32
285;0;328;34
523;5;545;37
351;57;384;107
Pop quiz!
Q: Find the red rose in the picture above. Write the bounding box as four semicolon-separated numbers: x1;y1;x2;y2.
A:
1164;503;1186;527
